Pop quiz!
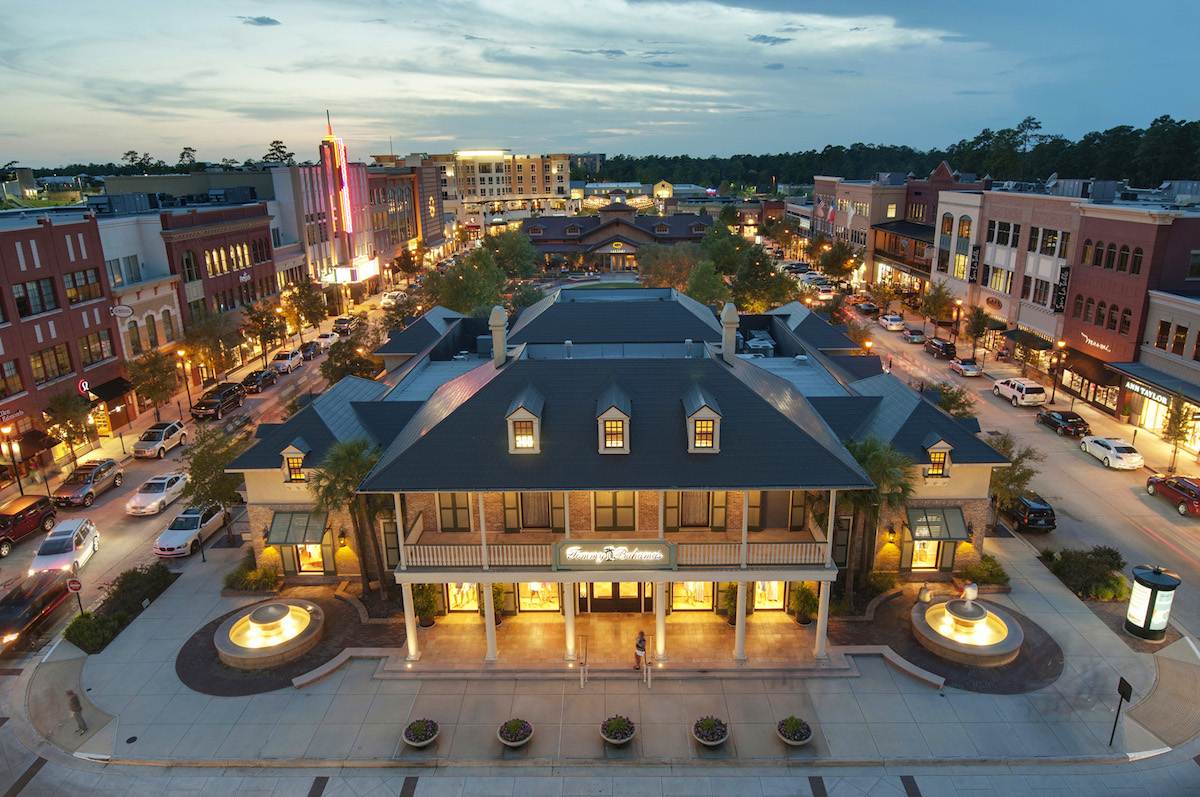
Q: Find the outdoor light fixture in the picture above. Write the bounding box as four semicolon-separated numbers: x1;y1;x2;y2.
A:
262;526;271;543
886;525;896;544
338;529;348;547
1125;565;1180;642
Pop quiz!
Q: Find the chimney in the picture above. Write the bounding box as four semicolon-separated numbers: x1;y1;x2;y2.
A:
489;305;507;368
720;302;738;364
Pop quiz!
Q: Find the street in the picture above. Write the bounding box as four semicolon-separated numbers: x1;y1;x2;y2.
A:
861;306;1200;638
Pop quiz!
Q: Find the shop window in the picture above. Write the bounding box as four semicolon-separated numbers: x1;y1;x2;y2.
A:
672;581;713;610
595;490;635;531
754;581;785;609
438;492;471;531
1172;325;1189;355
1120;308;1132;335
1155;320;1171;350
518;582;559;611
446;583;479;611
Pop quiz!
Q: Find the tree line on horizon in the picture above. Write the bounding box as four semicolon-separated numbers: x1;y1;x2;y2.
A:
588;115;1200;191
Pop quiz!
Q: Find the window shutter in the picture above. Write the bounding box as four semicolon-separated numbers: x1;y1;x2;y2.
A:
939;540;957;572
551;492;565;532
321;530;336;575
664;491;679;531
747;491;762;531
503;492;520;531
789;491;806;531
710;491;727;530
899;534;913;571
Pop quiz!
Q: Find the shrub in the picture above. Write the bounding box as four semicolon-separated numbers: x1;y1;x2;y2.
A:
412;583;439;619
693;716;729;743
961;554;1010;586
104;563;174;617
777;715;812;742
789;584;818;621
223;552;279;591
867;572;897;596
1047;545;1130;601
64;612;125;654
600;714;635;741
499;718;532;743
403;719;438;744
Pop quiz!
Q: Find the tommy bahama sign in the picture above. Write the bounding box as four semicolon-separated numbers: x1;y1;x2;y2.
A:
553;541;676;570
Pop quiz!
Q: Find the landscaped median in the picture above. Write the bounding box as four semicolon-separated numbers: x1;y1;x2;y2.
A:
64;563;178;653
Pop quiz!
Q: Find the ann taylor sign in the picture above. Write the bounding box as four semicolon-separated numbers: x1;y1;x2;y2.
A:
553;541;676;571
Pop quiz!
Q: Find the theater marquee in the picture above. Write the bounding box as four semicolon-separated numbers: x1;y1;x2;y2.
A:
553;541;676;570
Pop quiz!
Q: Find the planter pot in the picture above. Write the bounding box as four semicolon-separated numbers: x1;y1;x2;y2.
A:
795;616;813;626
497;726;534;748
1119;413;1131;423
403;729;440;749
776;728;812;748
692;728;729;747
600;727;636;746
418;617;436;628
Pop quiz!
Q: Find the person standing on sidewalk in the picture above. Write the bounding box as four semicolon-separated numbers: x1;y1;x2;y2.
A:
66;689;86;735
634;630;646;671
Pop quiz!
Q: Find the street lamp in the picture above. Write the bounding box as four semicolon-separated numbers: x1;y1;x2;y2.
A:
176;350;193;410
952;299;964;342
863;339;874;357
1049;340;1067;405
0;425;22;496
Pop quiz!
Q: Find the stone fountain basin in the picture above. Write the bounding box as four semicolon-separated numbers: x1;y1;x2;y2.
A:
214;599;325;670
910;597;1023;668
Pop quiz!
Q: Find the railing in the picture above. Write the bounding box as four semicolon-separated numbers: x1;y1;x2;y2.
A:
403;543;551;568
677;542;741;566
678;542;824;567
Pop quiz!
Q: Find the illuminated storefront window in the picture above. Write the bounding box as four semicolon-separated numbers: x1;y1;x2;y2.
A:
672;581;713;610
754;581;785;610
518;581;559;611
296;543;324;573
446;582;479;611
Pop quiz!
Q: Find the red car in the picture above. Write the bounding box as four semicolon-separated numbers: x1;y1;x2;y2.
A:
1146;475;1200;516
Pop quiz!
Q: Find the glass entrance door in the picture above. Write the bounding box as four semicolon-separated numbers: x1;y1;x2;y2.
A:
581;581;652;612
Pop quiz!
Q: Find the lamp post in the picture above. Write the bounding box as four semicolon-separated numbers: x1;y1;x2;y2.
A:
1049;339;1067;405
0;425;22;496
952;298;963;342
863;339;874;357
176;350;193;410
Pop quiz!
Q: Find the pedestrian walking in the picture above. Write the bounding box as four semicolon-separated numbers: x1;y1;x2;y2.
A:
66;689;86;735
634;630;646;671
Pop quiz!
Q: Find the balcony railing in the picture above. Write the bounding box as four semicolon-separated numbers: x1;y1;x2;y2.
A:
401;541;824;570
404;544;552;568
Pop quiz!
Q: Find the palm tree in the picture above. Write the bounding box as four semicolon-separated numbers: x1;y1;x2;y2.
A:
309;439;390;600
964;305;990;358
919;280;954;338
843;437;916;603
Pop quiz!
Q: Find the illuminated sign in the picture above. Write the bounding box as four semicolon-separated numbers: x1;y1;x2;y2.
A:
553;541;675;570
1079;331;1112;352
1124;380;1169;405
77;378;90;396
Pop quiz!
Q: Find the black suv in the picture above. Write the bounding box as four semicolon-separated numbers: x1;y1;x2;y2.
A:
190;382;246;421
924;338;957;360
1004;493;1056;532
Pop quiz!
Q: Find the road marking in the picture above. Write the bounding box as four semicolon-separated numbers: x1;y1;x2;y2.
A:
808;775;827;797
1;757;45;797
306;775;328;797
900;775;922;796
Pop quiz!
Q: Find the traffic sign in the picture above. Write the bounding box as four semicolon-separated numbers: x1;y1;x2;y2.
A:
67;578;82;593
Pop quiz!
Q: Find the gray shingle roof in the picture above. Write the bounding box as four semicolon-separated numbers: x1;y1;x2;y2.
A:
596;383;631;417
510;289;721;344
375;307;464;356
766;302;856;352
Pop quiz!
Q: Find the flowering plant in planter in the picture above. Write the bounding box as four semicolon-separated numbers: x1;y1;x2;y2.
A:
403;718;439;746
776;715;812;745
498;718;533;745
600;714;636;743
692;715;729;745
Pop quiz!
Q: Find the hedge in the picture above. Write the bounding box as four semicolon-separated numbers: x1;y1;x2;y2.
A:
64;562;177;653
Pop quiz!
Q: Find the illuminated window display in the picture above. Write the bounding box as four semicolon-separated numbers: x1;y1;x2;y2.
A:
296;543;324;573
754;581;785;610
672;581;714;610
518;581;559;611
446;582;479;612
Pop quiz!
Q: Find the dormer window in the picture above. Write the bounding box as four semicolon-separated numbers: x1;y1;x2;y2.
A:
655;223;670;234
281;437;310;482
923;434;952;479
690;223;706;234
513;420;535;449
604;419;625;448
528;226;544;236
596;383;631;454
682;385;721;454
566;225;581;236
285;456;306;482
507;385;544;454
927;451;947;477
693;419;715;448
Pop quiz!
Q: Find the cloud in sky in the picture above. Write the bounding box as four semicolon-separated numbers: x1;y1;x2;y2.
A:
2;0;1192;164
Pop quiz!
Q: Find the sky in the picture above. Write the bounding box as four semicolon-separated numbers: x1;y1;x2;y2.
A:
3;0;1198;166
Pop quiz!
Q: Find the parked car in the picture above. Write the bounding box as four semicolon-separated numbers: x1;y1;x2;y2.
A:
901;328;925;344
992;377;1047;407
1080;436;1144;470
191;383;246;421
52;459;124;508
856;302;880;317
300;341;322;361
241;369;278;393
29;519;100;575
948;357;982;377
332;316;361;336
814;286;835;301
125;472;188;517
0;571;69;653
878;314;905;331
131;421;186;459
271;349;303;374
380;291;406;309
0;496;56;558
316;332;340;351
845;293;869;305
154;505;229;558
924;338;957;360
1036;409;1090;437
1146;475;1200;516
1003;493;1057;532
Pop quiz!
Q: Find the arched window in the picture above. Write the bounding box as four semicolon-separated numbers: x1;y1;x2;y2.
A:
958;215;972;239
161;309;176;342
145;315;159;348
1131;247;1144;274
1092;241;1104;267
1072;295;1084;318
127;320;142;355
1107;305;1118;330
941;213;953;235
1084;298;1094;322
1119;308;1132;335
1104;243;1116;269
219;249;228;273
1081;239;1093;265
1095;302;1107;326
203;250;214;278
1117;246;1130;272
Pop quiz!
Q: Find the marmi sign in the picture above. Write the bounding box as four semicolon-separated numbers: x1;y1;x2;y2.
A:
553;541;676;571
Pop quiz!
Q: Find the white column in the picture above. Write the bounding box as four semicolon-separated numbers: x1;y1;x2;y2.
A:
483;581;498;662
477;493;489;570
825;490;838;563
813;580;831;660
733;581;747;661
655;581;667;661
564;582;576;662
393;493;408;571
740;492;749;568
401;582;420;660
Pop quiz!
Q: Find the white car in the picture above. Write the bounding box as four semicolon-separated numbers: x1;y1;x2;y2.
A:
1080;437;1144;470
380;291;406;309
814;286;836;301
949;357;983;377
153;505;228;558
271;350;303;374
28;519;99;575
992;377;1047;407
125;472;188;516
878;314;906;331
316;332;340;351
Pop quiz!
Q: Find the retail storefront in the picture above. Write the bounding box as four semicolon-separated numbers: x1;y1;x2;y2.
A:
267;511;336;576
1002;327;1053;373
1057;347;1122;413
875;256;929;293
1110;363;1200;454
899;506;970;573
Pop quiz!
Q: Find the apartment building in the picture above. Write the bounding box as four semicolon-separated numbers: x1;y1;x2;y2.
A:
430;150;571;235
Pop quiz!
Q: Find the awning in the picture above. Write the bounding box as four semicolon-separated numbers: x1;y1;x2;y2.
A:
17;429;61;454
1108;362;1200;407
1064;348;1121;386
874;255;931;281
906;506;970;541
88;376;134;404
985;317;1008;331
267;511;329;545
1002;328;1052;351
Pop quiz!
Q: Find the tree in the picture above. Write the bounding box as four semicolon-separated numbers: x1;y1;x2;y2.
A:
219;157;239;169
1161;396;1194;474
684;259;730;305
320;324;383;383
731;248;795;312
183;311;238;379
869;281;901;315
818;240;859;280
843;318;873;349
482;230;538;278
843;438;915;603
988;432;1044;533
283;281;328;341
392;248;423;285
510;282;544;311
425;249;505;314
177;146;197;168
262;140;295;165
181;425;245;543
243;300;288;368
127;350;178;422
639;243;701;290
963;305;990;358
309;440;389;600
919;280;954;337
934;381;976;419
717;204;739;229
43;391;92;467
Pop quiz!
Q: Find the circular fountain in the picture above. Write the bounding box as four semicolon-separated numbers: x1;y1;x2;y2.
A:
214;599;325;670
910;583;1023;667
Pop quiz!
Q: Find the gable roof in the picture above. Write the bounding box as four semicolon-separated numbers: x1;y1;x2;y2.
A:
509;289;721;345
596;383;631;417
766;302;857;352
376;307;464;356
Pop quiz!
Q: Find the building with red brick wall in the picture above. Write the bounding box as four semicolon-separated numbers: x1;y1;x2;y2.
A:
0;212;136;469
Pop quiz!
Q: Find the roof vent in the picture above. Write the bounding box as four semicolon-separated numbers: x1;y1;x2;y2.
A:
564;339;573;359
684;338;693;358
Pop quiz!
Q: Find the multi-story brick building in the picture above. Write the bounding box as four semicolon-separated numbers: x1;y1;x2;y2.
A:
429;150;571;236
365;160;448;282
